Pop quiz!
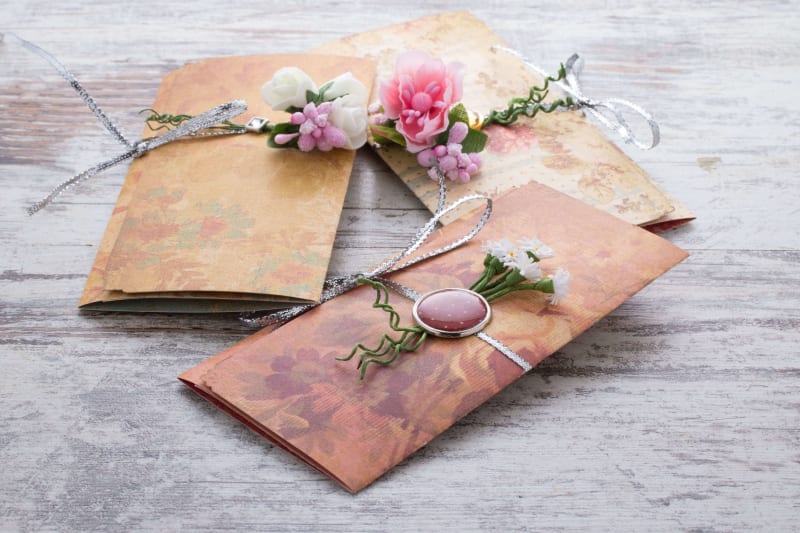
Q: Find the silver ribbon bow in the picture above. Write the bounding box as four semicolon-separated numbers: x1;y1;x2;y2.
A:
5;33;249;214
493;45;661;150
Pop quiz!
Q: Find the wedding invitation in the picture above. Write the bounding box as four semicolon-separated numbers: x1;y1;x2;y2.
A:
80;54;376;312
316;11;694;229
181;180;687;492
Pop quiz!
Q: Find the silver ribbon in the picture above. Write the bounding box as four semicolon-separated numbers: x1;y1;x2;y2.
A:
244;171;531;372
5;33;249;214
7;33;532;371
492;45;660;150
242;170;493;328
244;191;534;373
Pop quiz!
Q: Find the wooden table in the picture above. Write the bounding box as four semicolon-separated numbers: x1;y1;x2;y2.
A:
2;2;798;531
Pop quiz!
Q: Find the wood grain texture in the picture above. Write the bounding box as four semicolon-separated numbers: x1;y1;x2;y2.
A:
1;1;798;531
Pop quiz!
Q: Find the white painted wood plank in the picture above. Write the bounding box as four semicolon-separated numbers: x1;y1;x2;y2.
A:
1;1;799;531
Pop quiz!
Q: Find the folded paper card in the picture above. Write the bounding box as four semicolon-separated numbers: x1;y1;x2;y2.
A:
80;54;376;312
180;180;687;492
315;11;694;229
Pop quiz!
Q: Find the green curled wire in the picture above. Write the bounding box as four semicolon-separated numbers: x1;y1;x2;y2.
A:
483;65;575;127
337;278;428;380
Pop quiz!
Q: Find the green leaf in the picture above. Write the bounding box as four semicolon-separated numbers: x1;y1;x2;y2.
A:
305;89;318;105
434;129;449;146
270;122;299;134
460;128;488;153
448;103;470;125
316;80;334;102
370;124;406;147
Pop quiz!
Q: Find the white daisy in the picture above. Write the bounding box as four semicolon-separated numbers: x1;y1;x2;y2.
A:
499;247;525;269
518;237;554;260
482;239;515;259
516;255;542;281
547;267;570;305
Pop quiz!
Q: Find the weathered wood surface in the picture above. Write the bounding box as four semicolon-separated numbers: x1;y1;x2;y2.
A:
1;1;799;531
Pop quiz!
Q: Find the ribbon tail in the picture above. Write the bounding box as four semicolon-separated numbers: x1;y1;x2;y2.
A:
475;332;533;372
240;302;316;329
27;148;139;215
493;45;660;149
562;53;585;97
5;32;134;148
386;192;492;274
604;97;661;150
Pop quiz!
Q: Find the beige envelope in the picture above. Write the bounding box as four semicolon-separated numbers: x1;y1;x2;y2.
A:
80;54;376;312
316;11;694;229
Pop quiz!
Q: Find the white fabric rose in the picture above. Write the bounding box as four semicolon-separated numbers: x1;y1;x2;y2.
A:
261;67;317;111
324;72;369;103
325;72;369;149
329;94;369;150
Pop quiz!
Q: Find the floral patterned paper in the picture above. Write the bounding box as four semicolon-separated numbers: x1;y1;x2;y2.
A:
80;55;376;311
315;12;694;228
180;180;688;493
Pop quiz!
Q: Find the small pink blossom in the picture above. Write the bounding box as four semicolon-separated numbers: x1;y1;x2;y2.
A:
275;101;347;152
416;122;482;183
379;51;464;153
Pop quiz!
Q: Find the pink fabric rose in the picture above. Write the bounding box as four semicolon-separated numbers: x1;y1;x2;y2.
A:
379;51;464;153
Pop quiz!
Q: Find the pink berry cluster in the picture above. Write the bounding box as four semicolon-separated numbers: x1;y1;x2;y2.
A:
416;121;482;183
274;102;348;152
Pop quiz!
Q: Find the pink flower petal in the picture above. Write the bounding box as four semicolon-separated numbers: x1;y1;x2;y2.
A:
448;121;468;144
439;155;457;171
323;125;348;148
274;132;299;145
297;133;316;152
417;148;437;167
303;102;318;120
378;50;464;151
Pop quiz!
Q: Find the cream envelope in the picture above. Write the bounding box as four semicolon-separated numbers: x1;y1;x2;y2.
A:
316;11;694;229
80;54;376;312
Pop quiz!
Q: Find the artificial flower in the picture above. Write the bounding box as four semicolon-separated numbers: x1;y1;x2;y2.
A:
547;267;571;305
344;235;570;379
325;72;369;104
417;121;482;183
499;246;524;269
328;95;368;150
482;239;514;259
515;255;543;281
369;50;584;184
518;237;555;260
379;51;464;153
262;68;370;152
319;73;371;150
277;102;347;152
261;67;318;111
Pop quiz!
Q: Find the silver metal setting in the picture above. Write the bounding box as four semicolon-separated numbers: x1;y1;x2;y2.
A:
411;288;492;338
245;117;270;133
